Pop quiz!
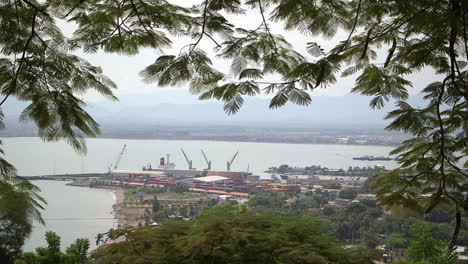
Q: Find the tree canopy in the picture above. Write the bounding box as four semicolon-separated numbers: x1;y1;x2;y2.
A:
397;221;458;264
0;0;466;149
0;177;46;264
92;205;379;264
14;231;90;264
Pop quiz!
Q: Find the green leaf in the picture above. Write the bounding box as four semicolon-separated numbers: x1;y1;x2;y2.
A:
306;42;324;57
224;94;243;115
269;89;289;109
238;68;263;79
288;88;312;106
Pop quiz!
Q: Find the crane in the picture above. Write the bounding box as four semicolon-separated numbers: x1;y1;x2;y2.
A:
201;149;211;170
108;144;126;173
181;148;193;170
226;151;238;171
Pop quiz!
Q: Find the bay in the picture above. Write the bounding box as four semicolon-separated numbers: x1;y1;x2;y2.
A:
22;181;116;252
3;137;398;250
3;137;398;177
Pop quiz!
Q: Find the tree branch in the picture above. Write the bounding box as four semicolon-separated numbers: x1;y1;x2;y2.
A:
444;156;468;178
20;0;50;19
129;0;154;37
246;9;425;90
189;0;210;55
447;210;461;253
205;33;221;48
258;0;278;55
0;9;37;106
62;0;87;18
463;10;468;61
88;8;134;49
448;0;458;91
331;9;426;56
336;0;362;54
398;152;442;194
434;77;449;197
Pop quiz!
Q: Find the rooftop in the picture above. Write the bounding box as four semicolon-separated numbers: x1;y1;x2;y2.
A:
190;188;249;197
192;175;229;182
111;170;165;175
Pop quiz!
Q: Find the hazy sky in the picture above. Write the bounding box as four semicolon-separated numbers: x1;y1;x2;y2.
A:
65;1;440;105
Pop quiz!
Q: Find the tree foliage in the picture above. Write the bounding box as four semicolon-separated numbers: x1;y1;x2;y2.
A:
397;221;458;264
5;0;463;116
0;115;45;264
14;231;90;264
0;0;118;257
338;188;359;200
0;178;46;263
92;205;379;264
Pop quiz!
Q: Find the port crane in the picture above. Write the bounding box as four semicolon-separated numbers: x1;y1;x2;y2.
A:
108;144;126;173
226;151;238;171
201;149;212;170
181;148;194;170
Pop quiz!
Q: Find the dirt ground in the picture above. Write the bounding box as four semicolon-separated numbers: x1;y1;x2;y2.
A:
113;189;146;227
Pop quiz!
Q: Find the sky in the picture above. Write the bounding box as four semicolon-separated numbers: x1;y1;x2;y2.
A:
58;1;442;107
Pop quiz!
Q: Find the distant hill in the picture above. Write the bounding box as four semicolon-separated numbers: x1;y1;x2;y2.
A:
1;92;426;131
87;92;426;129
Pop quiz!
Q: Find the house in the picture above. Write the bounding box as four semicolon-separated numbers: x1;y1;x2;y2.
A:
218;195;233;200
335;198;351;206
357;193;377;200
246;175;261;183
181;175;229;185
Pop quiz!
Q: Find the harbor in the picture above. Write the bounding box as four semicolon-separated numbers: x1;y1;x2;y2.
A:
11;137;398;249
26;142;389;201
20;139;395;208
4;137;399;177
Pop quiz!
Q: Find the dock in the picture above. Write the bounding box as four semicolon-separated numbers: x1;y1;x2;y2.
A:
22;173;108;181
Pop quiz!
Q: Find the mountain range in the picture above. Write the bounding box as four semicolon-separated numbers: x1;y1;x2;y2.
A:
1;91;426;131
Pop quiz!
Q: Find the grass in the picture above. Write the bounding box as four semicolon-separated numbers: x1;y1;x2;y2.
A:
69;179;89;186
124;187;209;202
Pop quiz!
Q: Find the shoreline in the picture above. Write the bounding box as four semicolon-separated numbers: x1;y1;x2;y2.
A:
65;184;139;228
86;185;144;228
2;136;400;148
112;188;125;227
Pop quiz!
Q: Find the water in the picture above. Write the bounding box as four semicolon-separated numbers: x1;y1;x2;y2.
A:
3;137;398;176
3;137;398;250
22;181;117;252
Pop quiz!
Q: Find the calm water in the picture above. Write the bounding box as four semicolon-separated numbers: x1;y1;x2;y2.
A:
22;181;116;251
3;137;398;176
4;137;398;250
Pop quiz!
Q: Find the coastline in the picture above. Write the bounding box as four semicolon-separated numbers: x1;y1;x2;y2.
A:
1;136;401;148
65;184;138;228
102;187;147;246
110;187;145;227
112;189;125;227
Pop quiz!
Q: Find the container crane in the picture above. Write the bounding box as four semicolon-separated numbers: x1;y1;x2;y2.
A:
108;144;126;173
226;151;238;171
201;149;212;170
181;148;194;170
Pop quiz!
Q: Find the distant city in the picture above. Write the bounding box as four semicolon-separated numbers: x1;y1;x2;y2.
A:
0;122;408;146
1;93;418;146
